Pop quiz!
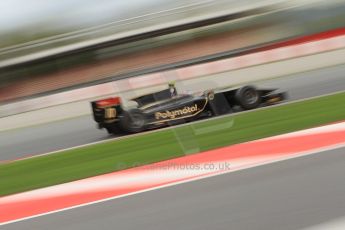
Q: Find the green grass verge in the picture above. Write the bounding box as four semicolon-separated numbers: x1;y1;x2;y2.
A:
1;92;345;196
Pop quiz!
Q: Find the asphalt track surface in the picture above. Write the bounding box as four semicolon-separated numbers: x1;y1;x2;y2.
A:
2;146;345;230
1;63;345;161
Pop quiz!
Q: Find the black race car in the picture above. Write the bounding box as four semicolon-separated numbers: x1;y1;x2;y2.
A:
91;84;286;134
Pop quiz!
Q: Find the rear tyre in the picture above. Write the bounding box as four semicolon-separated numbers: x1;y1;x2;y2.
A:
119;109;145;133
104;123;121;135
105;127;113;134
235;86;261;110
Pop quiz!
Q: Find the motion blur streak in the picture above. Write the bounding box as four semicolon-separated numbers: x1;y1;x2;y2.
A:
1;121;345;225
1;28;345;126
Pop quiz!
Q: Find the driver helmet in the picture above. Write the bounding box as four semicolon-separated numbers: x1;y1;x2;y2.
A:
168;82;175;87
168;81;177;96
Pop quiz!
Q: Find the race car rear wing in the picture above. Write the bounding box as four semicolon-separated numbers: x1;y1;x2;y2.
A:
91;97;122;123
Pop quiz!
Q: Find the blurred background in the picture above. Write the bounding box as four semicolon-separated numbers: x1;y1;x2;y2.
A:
1;0;345;107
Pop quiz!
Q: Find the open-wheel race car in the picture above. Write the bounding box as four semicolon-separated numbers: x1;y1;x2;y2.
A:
91;84;287;134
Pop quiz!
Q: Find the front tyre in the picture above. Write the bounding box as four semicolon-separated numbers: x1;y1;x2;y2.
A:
235;86;261;110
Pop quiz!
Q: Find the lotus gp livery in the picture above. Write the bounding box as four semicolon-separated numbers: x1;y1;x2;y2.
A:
91;84;286;134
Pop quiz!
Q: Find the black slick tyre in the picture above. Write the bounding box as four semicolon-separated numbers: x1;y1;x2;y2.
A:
119;109;145;133
235;86;261;110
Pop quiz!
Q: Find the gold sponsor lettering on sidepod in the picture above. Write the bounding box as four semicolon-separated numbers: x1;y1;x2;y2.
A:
155;104;198;120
